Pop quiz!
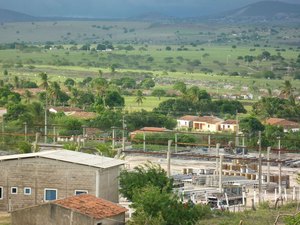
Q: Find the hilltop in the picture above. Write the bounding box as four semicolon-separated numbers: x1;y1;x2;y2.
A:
0;8;36;22
217;1;300;21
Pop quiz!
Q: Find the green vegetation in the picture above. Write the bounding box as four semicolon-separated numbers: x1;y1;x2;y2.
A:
197;202;300;225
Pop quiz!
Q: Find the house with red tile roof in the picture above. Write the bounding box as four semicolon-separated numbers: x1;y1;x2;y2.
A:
193;116;224;132
12;194;127;225
265;118;300;132
220;120;238;133
130;127;170;139
177;115;200;130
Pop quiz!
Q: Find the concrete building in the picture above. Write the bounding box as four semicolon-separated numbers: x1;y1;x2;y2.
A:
0;150;125;212
12;194;127;225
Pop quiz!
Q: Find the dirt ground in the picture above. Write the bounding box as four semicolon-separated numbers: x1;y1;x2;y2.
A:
0;212;10;225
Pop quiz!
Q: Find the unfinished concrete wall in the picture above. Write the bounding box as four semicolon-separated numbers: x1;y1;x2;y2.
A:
0;157;120;211
12;204;94;225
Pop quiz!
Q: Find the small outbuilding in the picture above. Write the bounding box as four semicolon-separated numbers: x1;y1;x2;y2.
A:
11;194;127;225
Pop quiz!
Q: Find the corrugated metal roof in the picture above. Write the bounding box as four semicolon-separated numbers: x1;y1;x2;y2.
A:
0;150;125;169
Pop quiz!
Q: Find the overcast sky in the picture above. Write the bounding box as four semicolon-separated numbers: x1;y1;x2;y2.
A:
0;0;299;18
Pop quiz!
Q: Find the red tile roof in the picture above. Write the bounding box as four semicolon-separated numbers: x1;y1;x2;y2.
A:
68;111;97;120
266;118;300;129
194;116;223;124
221;120;238;125
140;127;169;132
178;115;200;121
54;194;127;220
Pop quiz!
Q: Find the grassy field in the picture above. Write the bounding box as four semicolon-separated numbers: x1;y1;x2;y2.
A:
197;202;300;225
124;96;172;112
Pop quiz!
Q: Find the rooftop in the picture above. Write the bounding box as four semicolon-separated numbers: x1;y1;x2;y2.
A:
178;115;200;121
194;116;224;124
0;150;125;169
55;194;127;220
266;118;299;128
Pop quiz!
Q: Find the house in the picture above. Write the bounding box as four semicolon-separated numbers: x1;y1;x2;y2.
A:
0;150;125;212
193;116;224;132
130;127;170;139
177;115;200;130
11;194;127;225
265;118;300;132
220;120;238;133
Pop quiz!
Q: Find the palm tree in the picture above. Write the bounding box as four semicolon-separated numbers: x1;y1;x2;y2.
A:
280;80;295;104
136;90;145;106
92;78;108;107
48;82;61;106
39;72;49;90
24;90;32;104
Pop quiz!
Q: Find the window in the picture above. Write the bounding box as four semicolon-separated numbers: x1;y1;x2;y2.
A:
24;187;31;195
44;189;57;201
75;190;88;195
0;187;3;200
11;187;18;194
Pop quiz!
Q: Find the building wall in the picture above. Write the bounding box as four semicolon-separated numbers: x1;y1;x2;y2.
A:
96;214;126;225
12;204;94;225
0;157;120;211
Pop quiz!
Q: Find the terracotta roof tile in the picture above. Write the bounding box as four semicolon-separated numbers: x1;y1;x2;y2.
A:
68;111;97;119
194;116;223;124
140;127;169;132
221;120;238;125
54;194;127;220
178;115;200;121
266;118;299;128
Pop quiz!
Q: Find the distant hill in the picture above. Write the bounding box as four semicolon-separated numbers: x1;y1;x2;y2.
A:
0;8;36;22
217;1;300;20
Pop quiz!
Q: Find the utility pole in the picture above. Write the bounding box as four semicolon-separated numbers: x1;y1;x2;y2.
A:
215;143;220;182
235;111;239;148
175;133;178;153
24;122;28;142
258;131;262;204
112;127;116;150
278;137;282;197
44;93;48;143
167;140;172;178
121;116;126;153
208;134;211;151
267;146;271;184
219;154;223;193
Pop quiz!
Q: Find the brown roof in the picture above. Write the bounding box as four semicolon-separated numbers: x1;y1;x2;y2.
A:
194;116;223;124
68;111;97;120
221;120;238;125
178;115;200;121
49;106;83;112
266;118;299;129
140;127;169;132
54;194;127;220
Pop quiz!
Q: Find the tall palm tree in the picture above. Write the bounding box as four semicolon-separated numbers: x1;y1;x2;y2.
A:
39;72;49;90
136;90;145;106
280;80;295;105
24;90;32;104
92;78;108;107
48;81;61;106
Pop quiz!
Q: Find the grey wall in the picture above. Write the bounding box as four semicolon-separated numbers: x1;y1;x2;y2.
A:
0;157;120;211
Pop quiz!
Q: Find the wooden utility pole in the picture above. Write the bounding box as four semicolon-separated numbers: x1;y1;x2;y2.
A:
219;154;223;193
167;140;172;178
278;137;282;197
258;131;262;204
267;146;271;184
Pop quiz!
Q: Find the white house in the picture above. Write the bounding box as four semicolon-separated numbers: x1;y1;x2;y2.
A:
177;115;200;130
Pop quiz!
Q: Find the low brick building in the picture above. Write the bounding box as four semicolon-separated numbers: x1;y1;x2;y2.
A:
12;194;127;225
0;150;125;212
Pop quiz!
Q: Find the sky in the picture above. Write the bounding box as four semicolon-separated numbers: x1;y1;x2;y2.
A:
0;0;299;18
